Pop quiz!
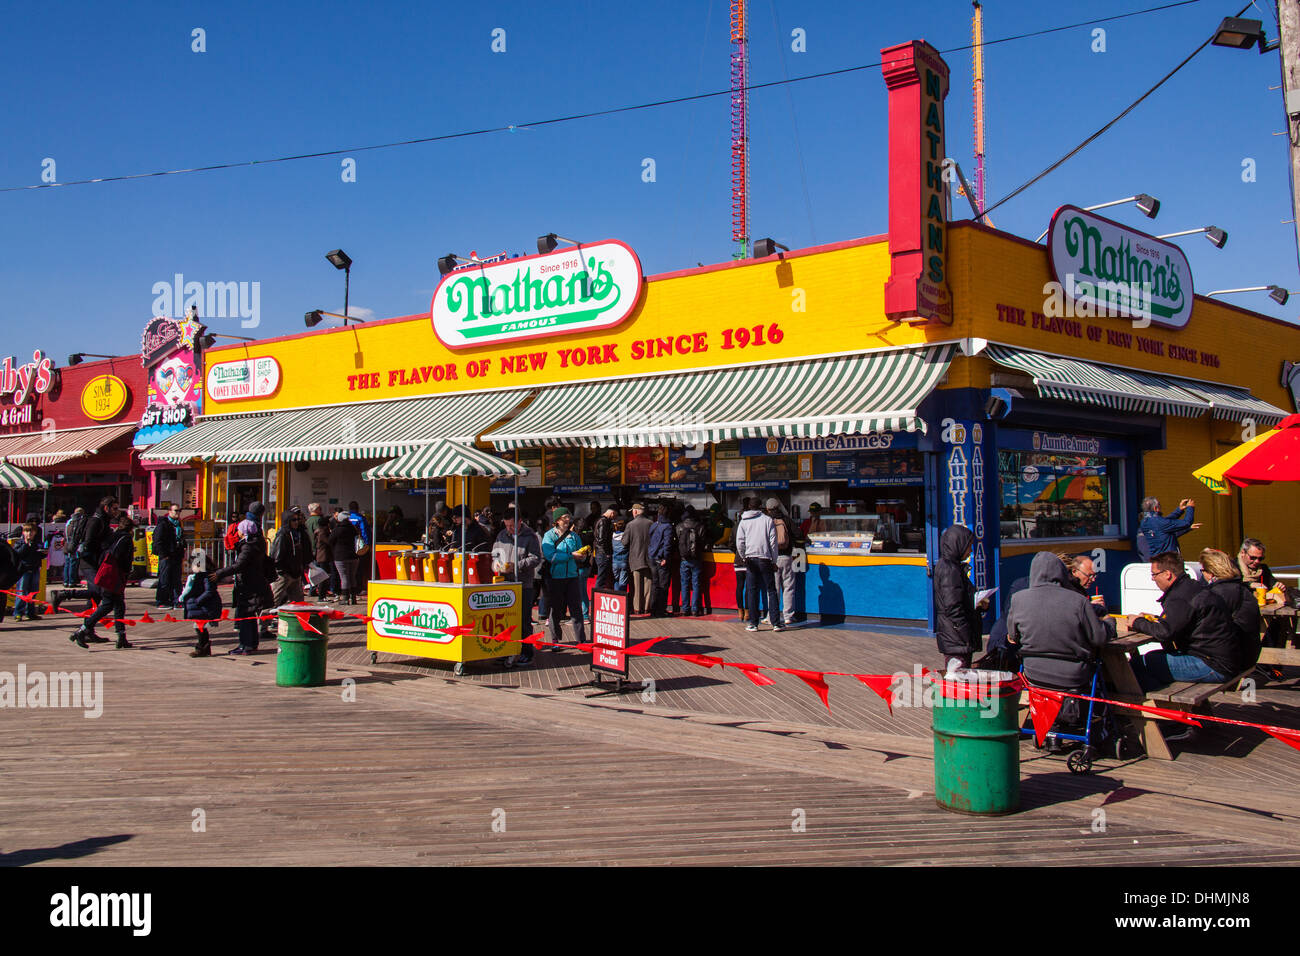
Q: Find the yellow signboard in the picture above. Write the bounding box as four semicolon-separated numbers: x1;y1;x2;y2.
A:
80;374;130;421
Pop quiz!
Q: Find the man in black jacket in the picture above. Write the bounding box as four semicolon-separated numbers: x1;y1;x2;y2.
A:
932;525;982;670
591;505;617;592
152;503;187;609
1126;551;1238;691
271;509;311;606
1008;552;1110;695
50;496;118;642
211;520;273;654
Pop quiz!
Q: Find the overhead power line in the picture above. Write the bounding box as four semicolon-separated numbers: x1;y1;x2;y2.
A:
1;0;1208;195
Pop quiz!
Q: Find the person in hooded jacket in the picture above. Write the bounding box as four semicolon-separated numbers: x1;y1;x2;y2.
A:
211;519;273;654
735;501;780;632
932;525;981;669
271;509;311;606
70;514;136;649
648;506;676;617
328;509;360;605
1007;552;1110;697
180;550;223;657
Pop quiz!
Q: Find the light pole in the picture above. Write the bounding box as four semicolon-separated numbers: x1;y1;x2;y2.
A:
326;249;352;318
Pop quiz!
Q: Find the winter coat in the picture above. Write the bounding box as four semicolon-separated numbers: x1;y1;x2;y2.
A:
79;507;113;566
181;572;223;622
12;538;44;576
328;518;359;562
622;514;653;572
1137;507;1194;558
593;514;616;558
313;524;330;565
1130;572;1238;677
152;516;186;558
1207;578;1262;670
271;510;309;577
0;540;16;588
735;509;778;563
215;531;272;609
648;514;675;563
675;515;705;562
1008;552;1110;691
932;525;981;659
492;524;543;588
443;518;491;553
542;526;584;580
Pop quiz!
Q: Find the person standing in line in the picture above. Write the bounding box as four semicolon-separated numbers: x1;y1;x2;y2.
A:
328;508;360;606
492;510;543;667
271;509;311;606
69;514;136;650
622;502;653;615
62;507;87;587
735;500;781;632
732;497;752;621
541;508;587;646
347;499;371;595
210;518;274;654
592;504;618;593
675;505;705;616
611;517;629;592
648;505;675;617
152;503;187;610
932;525;981;671
767;499;800;628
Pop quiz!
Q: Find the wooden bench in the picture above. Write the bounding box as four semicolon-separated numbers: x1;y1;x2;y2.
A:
1130;667;1256;759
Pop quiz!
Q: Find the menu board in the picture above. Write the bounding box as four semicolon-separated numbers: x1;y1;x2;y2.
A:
823;456;859;478
517;449;544;489
624;447;667;484
714;440;742;460
583;447;623;485
748;454;798;481
544;447;582;487
666;444;712;483
714;457;747;481
855;450;923;480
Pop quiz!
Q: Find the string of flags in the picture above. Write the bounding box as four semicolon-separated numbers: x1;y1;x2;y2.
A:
8;588;1300;751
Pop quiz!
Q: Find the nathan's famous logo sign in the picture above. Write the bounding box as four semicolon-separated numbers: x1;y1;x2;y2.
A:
467;589;516;612
431;240;643;349
370;598;457;643
1047;205;1192;330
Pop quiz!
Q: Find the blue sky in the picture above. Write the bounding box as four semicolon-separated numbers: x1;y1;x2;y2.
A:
1;0;1293;360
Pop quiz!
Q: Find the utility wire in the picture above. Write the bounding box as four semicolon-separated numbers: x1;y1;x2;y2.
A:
980;1;1252;219
1;0;1209;194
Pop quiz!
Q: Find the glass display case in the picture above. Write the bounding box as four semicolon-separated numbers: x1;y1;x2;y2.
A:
806;513;898;553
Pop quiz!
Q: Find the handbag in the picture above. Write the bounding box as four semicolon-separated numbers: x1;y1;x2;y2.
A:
93;554;123;594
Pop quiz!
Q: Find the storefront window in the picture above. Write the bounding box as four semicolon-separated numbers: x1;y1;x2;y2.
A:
998;450;1120;540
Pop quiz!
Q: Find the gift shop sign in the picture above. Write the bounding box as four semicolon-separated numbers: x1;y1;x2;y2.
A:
1047;205;1192;330
206;357;282;402
431;240;643;350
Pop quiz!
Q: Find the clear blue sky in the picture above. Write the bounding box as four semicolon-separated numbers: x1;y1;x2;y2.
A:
2;0;1294;360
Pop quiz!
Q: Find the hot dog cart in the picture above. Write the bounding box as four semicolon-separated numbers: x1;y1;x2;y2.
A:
361;440;527;675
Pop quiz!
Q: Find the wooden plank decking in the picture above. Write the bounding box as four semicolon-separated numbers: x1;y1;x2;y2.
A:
3;589;1300;865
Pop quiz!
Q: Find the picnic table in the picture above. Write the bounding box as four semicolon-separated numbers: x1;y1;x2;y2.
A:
1257;603;1299;666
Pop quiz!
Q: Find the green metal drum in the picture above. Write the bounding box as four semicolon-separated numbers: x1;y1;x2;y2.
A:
275;603;331;687
932;670;1021;815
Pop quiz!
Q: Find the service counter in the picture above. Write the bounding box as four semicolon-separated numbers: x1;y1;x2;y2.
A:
366;578;522;674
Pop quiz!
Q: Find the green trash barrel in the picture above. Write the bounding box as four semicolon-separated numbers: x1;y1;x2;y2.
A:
276;603;331;687
932;670;1021;815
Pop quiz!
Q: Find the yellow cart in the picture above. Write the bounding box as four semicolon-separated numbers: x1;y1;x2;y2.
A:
361;440;530;675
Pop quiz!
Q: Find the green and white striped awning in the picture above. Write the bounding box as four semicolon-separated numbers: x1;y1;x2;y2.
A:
0;459;51;490
985;345;1208;417
362;441;528;480
984;344;1287;422
141;413;277;463
187;390;531;464
483;346;955;450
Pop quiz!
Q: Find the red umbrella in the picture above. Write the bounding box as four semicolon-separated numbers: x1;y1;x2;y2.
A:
1222;413;1300;487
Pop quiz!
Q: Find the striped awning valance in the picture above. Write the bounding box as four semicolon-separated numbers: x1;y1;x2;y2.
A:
140;413;278;463
207;390;530;464
362;441;528;480
0;423;137;468
984;345;1211;417
482;346;955;450
0;459;51;490
1177;381;1287;425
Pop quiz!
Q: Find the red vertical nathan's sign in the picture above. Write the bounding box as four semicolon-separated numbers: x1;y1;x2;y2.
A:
882;40;952;325
591;589;631;678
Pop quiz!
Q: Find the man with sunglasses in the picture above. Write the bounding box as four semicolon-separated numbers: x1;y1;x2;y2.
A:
1125;551;1237;696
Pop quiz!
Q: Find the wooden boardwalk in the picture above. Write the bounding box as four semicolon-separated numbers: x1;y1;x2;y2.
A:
3;589;1300;865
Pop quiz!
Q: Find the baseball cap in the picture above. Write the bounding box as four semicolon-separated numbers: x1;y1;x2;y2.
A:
765;497;781;511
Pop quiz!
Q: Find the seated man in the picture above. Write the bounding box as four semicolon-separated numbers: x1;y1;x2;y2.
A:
1126;551;1237;692
1060;551;1117;641
1239;537;1293;648
1007;552;1110;726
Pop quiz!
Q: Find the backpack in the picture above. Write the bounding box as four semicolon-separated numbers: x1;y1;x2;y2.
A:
774;516;791;551
64;513;87;554
676;523;699;561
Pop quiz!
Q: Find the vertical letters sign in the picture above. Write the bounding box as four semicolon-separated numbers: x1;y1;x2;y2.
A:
881;40;953;325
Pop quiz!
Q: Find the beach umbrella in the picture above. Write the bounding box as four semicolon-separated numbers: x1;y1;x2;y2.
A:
1035;473;1104;502
1195;413;1300;491
0;459;50;529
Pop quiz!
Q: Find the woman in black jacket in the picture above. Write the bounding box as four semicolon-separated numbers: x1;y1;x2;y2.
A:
328;511;359;605
70;514;136;649
210;520;273;654
1201;547;1262;671
932;525;982;670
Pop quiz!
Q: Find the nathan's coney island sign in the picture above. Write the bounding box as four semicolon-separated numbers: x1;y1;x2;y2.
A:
1046;205;1193;330
431;240;643;349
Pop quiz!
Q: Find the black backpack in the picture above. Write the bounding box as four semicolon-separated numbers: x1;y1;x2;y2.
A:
64;512;87;554
676;522;699;561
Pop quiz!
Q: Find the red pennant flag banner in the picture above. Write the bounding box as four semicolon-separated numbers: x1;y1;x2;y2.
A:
1264;728;1300;751
1024;685;1065;748
626;637;668;656
776;668;832;712
391;612;418;626
853;674;897;714
728;662;776;687
294;613;323;635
